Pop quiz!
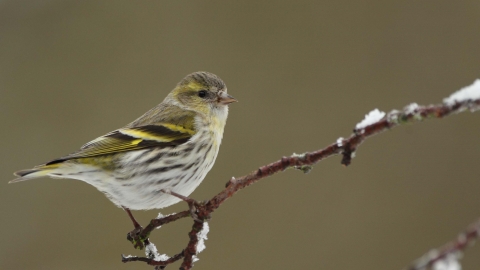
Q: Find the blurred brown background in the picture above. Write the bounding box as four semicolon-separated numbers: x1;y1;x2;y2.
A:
1;1;479;269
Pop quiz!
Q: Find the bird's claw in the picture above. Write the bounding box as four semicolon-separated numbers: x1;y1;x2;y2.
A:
127;225;146;250
187;200;211;222
161;189;210;222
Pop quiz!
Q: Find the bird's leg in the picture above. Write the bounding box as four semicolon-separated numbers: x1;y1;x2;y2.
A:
123;206;146;249
161;189;209;222
123;207;142;229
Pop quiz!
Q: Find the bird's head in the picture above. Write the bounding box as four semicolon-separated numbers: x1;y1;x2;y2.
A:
169;71;237;117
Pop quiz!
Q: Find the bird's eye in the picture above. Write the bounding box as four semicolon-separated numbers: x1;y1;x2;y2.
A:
198;90;207;98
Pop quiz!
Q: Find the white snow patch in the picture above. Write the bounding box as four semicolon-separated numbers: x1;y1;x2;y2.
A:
444;79;480;105
387;110;400;123
432;254;462;270
196;222;210;254
155;212;177;229
336;137;344;147
145;242;170;262
355;109;386;129
405;103;419;114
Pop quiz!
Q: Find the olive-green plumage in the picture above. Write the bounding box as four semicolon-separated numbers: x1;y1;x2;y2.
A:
11;72;237;215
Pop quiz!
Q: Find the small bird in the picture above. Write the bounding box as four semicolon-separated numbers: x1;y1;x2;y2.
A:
11;71;236;226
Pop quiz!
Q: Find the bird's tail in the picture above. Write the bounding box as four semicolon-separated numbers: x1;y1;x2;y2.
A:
10;164;60;183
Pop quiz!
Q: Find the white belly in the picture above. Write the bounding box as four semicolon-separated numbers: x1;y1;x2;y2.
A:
58;138;219;210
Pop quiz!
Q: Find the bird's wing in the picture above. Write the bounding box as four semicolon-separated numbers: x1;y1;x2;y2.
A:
44;123;196;165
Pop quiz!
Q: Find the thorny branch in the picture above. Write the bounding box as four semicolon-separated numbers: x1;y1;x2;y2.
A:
122;96;480;269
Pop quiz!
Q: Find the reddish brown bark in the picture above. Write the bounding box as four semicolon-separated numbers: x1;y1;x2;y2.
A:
122;98;480;269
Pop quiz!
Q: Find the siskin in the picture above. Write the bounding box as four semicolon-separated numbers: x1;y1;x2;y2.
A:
11;71;236;225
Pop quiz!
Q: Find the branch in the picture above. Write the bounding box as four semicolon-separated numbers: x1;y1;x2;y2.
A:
123;80;480;269
122;250;184;268
404;218;480;270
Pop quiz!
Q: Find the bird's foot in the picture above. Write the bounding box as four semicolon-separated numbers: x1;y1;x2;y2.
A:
126;226;151;251
123;206;147;249
161;189;210;222
126;226;147;250
187;200;211;223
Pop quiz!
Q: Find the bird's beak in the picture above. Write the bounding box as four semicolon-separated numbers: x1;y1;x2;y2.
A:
218;91;238;105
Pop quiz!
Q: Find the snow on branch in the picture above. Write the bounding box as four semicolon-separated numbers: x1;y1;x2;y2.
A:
122;80;480;269
405;218;480;270
444;79;480;106
355;108;386;130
